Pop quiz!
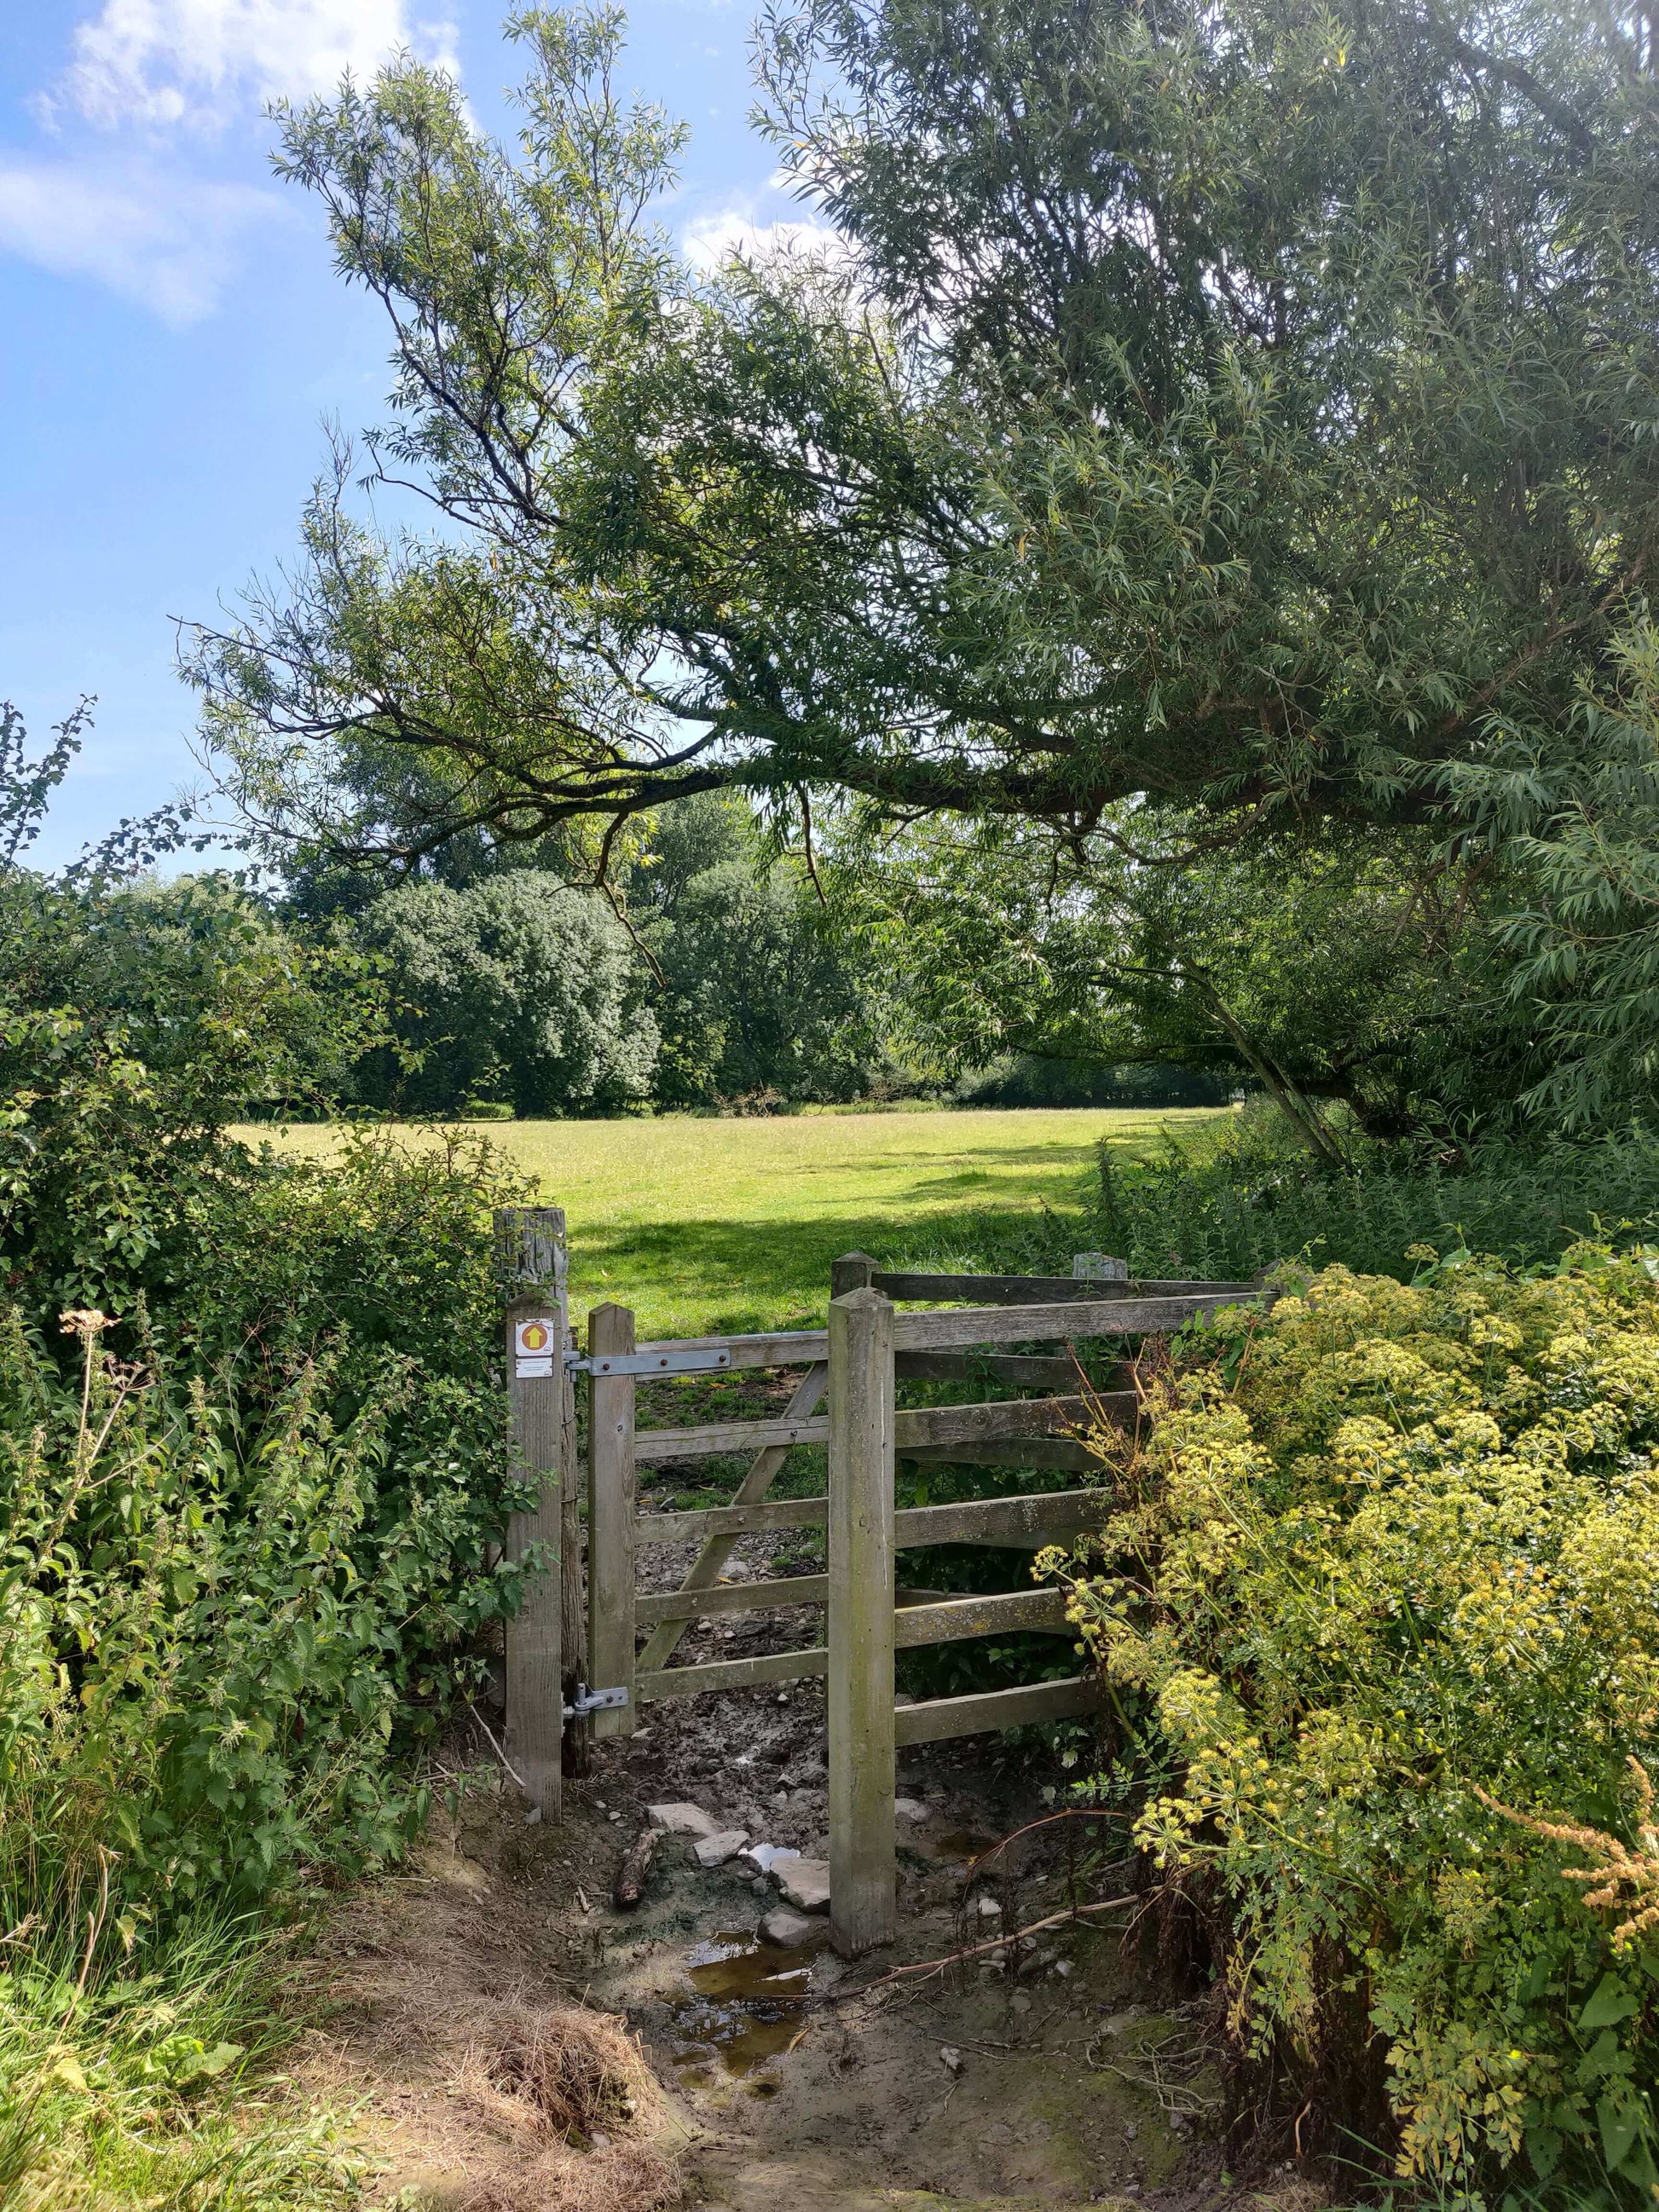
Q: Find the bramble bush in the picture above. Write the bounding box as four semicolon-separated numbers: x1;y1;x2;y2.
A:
1061;1254;1659;2205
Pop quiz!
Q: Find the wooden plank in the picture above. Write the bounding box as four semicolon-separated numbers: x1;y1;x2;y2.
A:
636;1363;829;1671
893;1294;1251;1352
635;1413;830;1463
893;1587;1072;1647
898;1395;1091;1447
499;1205;565;1819
634;1327;830;1371
871;1272;1259;1305
637;1646;829;1702
829;1286;898;1959
635;1496;829;1545
894;1675;1104;1746
894;1491;1107;1549
635;1390;1119;1465
628;1289;1258;1373
897;1440;1100;1474
587;1304;637;1741
635;1573;829;1626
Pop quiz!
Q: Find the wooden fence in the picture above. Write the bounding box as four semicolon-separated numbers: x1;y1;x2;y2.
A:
494;1212;1259;1951
546;1246;1259;1955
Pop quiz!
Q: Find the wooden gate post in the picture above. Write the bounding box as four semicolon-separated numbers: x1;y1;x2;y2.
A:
828;1285;898;1956
830;1250;877;1297
496;1207;566;1818
587;1302;638;1741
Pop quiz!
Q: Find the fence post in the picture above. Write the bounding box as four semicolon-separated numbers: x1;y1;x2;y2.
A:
828;1285;897;1957
496;1207;565;1819
587;1302;637;1741
1072;1252;1130;1281
560;1312;587;1772
830;1250;878;1298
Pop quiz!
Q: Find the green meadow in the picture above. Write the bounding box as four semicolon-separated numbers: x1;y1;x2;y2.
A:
256;1105;1225;1339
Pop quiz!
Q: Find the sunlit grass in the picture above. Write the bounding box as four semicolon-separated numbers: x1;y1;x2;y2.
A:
252;1106;1226;1338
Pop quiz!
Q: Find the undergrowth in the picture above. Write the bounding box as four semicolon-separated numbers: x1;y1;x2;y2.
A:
1055;1250;1659;2207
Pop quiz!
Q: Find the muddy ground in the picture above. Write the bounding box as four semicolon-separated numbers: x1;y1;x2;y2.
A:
297;1666;1324;2212
292;1361;1327;2209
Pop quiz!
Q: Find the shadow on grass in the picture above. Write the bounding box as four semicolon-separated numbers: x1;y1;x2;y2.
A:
566;1196;1095;1332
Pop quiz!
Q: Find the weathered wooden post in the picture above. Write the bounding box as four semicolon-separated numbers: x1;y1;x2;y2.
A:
495;1206;567;1818
830;1250;878;1297
828;1284;898;1956
1072;1253;1130;1281
586;1302;638;1741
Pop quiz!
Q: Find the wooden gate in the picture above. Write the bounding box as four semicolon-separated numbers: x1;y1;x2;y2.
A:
555;1250;1260;1957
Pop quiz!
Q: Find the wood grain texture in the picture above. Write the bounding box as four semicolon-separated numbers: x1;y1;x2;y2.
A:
892;1587;1072;1647
894;1674;1104;1746
871;1270;1257;1304
828;1287;898;1958
586;1303;636;1741
893;1491;1107;1548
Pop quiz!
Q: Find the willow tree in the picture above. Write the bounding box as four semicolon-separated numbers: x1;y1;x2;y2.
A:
189;0;1659;1124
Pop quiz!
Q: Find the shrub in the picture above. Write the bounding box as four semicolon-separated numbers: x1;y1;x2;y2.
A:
1094;1107;1659;1284
1063;1254;1659;2203
0;1303;534;1925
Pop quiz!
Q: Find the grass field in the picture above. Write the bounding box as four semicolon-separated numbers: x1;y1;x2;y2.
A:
256;1106;1224;1339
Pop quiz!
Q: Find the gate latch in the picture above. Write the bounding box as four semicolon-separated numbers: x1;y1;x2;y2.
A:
564;1683;630;1719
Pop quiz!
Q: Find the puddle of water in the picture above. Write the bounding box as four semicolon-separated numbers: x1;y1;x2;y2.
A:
667;1930;818;2078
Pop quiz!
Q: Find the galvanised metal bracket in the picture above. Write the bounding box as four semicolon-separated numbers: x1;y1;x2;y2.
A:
564;1347;733;1377
564;1683;630;1719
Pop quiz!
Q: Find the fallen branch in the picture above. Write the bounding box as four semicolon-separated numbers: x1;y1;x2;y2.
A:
839;1892;1139;1996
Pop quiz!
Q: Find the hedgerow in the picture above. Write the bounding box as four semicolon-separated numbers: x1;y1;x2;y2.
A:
1062;1252;1659;2206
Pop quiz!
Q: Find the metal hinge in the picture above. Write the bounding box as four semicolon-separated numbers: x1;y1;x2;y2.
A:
564;1347;733;1377
564;1683;630;1719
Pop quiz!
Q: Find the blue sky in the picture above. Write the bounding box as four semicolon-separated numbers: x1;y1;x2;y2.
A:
0;2;812;867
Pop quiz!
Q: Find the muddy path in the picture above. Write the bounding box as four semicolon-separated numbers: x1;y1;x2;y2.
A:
298;1367;1319;2209
299;1657;1318;2212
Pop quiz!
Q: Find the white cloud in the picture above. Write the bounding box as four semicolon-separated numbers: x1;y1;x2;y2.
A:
56;0;458;134
683;209;843;275
0;156;275;321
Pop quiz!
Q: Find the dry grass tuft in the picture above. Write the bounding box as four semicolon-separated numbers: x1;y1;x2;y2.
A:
467;2007;646;2142
454;2139;679;2212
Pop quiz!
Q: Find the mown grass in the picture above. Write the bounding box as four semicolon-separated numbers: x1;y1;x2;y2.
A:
255;1106;1227;1337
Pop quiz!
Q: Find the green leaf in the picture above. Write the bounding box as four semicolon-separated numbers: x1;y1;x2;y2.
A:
1580;1975;1641;2033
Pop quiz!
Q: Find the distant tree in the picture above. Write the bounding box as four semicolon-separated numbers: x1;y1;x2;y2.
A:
363;871;656;1116
627;792;902;1107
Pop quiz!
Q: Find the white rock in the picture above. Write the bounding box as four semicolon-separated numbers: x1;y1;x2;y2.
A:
741;1843;801;1874
939;2045;963;2075
777;1857;832;1913
893;1796;930;1824
692;1828;749;1868
647;1802;719;1838
760;1904;818;1947
975;1894;1003;1919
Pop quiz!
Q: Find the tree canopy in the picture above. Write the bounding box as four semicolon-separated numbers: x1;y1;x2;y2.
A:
185;0;1659;1132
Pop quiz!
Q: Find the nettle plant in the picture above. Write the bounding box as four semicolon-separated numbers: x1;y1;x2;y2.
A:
1061;1255;1659;2204
0;1302;535;1935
